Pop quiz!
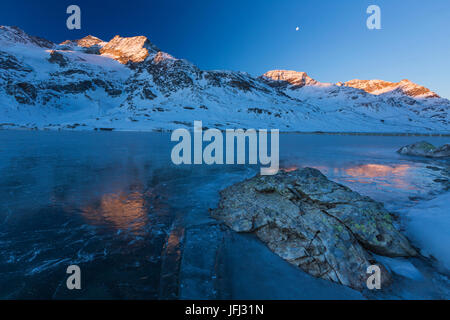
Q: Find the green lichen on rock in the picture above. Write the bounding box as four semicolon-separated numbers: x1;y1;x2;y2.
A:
212;167;417;290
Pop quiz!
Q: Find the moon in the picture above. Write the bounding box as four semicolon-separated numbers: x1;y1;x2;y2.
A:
295;26;300;31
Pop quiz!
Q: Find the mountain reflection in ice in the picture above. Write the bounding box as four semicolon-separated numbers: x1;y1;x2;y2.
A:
82;190;149;235
344;164;416;190
283;162;413;188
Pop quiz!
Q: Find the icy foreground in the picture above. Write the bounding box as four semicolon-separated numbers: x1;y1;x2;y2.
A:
0;25;449;133
1;131;449;299
405;193;450;272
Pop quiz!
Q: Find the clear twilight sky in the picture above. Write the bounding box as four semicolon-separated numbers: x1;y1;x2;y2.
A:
1;0;449;98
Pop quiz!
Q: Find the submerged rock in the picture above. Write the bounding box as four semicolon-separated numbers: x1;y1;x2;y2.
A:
212;168;417;290
397;141;450;158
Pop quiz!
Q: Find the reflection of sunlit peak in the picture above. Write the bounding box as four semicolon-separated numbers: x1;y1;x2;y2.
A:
82;191;148;233
345;164;410;178
344;163;416;191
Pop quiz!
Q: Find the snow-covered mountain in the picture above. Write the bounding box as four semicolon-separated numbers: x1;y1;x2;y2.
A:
0;26;448;133
343;79;440;98
261;70;449;132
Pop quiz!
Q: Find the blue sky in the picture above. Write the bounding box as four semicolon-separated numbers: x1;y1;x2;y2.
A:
1;0;449;98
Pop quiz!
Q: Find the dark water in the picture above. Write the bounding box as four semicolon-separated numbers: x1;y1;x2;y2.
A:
0;131;448;299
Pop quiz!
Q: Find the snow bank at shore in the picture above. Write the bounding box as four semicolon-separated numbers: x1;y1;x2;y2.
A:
405;192;450;272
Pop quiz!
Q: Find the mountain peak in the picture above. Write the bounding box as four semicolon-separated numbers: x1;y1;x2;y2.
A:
343;79;439;98
261;70;320;88
99;35;159;64
60;35;106;48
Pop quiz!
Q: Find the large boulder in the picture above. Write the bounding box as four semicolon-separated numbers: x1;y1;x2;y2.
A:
212;168;417;290
397;141;450;158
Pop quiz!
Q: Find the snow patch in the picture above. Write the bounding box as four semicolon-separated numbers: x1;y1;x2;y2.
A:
405;193;450;272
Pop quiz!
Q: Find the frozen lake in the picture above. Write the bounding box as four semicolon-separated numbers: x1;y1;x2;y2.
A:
0;131;448;299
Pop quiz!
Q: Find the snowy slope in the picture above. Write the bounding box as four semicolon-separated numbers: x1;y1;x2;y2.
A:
261;70;450;133
0;26;449;133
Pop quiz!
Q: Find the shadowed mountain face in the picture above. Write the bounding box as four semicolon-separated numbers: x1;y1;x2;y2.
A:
0;26;448;133
0;26;54;48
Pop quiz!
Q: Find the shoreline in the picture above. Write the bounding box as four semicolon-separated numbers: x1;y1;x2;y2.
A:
1;127;450;137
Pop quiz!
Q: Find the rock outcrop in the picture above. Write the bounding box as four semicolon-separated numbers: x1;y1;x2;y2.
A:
397;141;450;158
212;168;417;290
48;50;69;67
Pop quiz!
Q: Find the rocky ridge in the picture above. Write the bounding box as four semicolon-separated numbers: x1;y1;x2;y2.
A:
343;79;440;99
